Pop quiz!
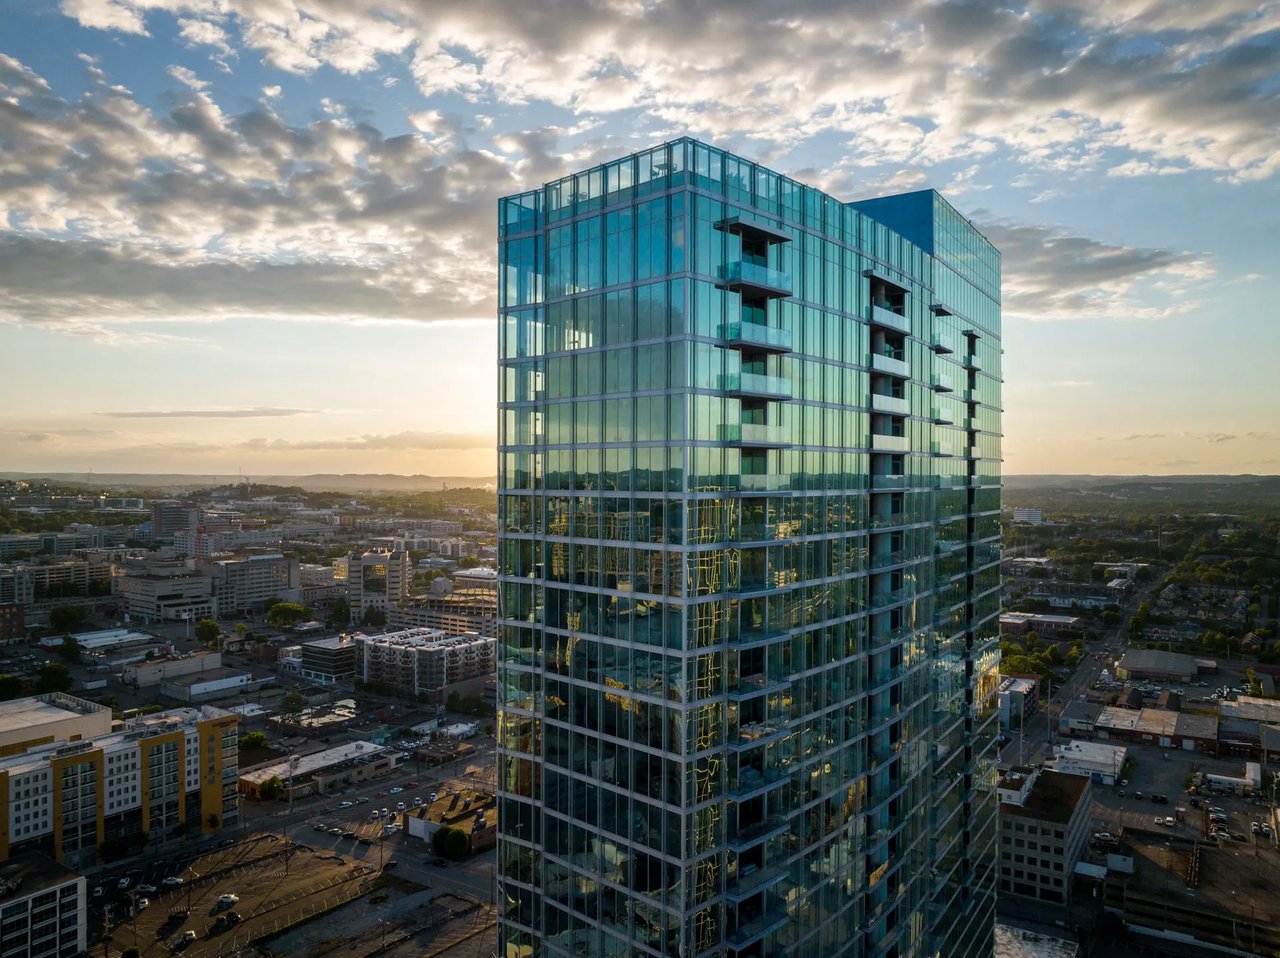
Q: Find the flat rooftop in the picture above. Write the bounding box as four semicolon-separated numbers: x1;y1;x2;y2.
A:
1001;769;1088;825
165;668;249;688
239;740;388;785
0;693;109;732
0;853;81;901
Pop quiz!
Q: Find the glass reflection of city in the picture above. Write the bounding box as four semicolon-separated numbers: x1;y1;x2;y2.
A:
496;138;1002;958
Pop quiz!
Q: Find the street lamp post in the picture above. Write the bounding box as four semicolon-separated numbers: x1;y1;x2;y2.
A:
285;753;301;874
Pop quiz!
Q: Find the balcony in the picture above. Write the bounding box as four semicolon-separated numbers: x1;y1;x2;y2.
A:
728;672;790;700
720;372;793;400
716;216;792;245
871;393;910;416
730;722;789;752
871;474;910;490
730;765;789;801
734;522;795;544
720;423;790;447
870;551;908;570
727;862;788;901
719;321;794;354
728;902;789;949
870;512;909;530
963;356;982;371
738;474;789;493
871;352;910;379
870;587;915;608
732;576;792;599
728;815;789;851
871;434;910;453
868;304;910;335
718;261;792;299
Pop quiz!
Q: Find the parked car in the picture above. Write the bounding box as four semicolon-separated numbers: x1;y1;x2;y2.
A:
413;796;423;807
1164;817;1175;827
396;802;406;812
370;810;381;821
136;897;150;911
389;787;404;794
162;877;184;887
355;797;370;804
117;877;132;890
216;894;239;907
338;801;354;808
227;911;242;925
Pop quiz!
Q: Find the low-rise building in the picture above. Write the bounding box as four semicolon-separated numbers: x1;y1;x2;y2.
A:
999;612;1081;637
997;766;1091;905
0;854;87;958
404;785;497;854
1057;701;1102;738
336;550;411;625
122;650;222;688
160;668;252;702
298;635;358;684
0;699;238;867
1093;707;1218;752
357;628;496;695
1115;649;1217;684
175;527;282;559
998;676;1038;730
238;741;402;799
1048;740;1127;785
0;602;25;644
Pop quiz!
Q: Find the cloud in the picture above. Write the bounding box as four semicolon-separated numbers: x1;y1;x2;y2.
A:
240;431;495;452
17;432;54;443
1204;433;1237;443
982;220;1214;321
100;407;317;419
51;0;1280;181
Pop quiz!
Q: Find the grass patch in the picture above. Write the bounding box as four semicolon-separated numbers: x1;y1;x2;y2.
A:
372;873;427;894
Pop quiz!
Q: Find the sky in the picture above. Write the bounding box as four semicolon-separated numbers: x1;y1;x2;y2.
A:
1;0;1278;479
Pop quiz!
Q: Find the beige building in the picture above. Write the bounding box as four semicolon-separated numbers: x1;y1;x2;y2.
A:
114;559;216;622
0;700;238;867
199;552;299;614
0;694;113;759
998;766;1091;906
338;550;410;624
122;650;222;688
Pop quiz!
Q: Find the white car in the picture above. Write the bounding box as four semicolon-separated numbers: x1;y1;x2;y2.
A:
389;786;404;794
396;801;406;812
137;883;157;894
338;800;353;809
136;898;150;911
162;877;184;887
217;894;239;906
117;877;132;890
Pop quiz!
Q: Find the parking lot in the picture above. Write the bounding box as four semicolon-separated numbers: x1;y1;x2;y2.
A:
96;838;374;957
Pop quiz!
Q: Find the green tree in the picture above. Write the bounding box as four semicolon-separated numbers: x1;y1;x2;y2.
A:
195;618;221;645
35;662;73;694
268;602;309;629
258;775;283;800
433;824;471;859
361;605;387;628
235;622;248;637
49;604;84;633
0;674;25;701
281;692;304;725
57;634;82;664
241;731;268;749
327;596;350;627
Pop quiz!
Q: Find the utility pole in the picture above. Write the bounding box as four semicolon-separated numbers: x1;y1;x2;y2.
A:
285;753;301;875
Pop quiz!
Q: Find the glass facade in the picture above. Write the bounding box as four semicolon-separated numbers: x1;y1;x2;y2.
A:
497;138;1002;958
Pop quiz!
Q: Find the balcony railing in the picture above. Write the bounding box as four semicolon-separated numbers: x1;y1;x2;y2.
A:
720;322;793;354
738;474;789;493
720;423;790;447
871;474;910;490
869;303;910;334
872;352;910;378
718;261;792;298
871;433;910;453
871;393;910;416
720;372;793;400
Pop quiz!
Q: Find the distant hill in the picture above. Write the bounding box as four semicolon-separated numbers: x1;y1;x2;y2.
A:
0;472;496;493
1003;474;1280;513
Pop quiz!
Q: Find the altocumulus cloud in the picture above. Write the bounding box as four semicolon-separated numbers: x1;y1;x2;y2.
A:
2;0;1276;341
240;431;495;452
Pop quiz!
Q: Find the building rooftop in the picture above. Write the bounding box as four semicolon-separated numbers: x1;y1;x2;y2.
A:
303;635;357;651
1059;700;1102;724
1117;648;1215;674
358;627;490;650
1000;612;1080;626
164;667;250;688
1000;769;1088;825
0;694;103;732
239;740;388;785
0;853;82;902
1220;695;1280;724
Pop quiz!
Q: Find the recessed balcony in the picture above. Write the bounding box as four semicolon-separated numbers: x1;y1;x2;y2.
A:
871;434;910;453
868;304;910;335
872;352;910;379
871;393;910;416
720;372;793;401
720;423;791;447
738;474;789;493
718;261;792;299
871;474;911;491
719;322;793;354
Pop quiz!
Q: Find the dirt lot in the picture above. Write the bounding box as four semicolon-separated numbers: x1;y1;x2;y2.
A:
105;840;375;958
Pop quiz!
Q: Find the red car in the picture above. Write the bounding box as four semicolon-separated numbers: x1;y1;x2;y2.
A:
407;780;420;787
374;790;389;798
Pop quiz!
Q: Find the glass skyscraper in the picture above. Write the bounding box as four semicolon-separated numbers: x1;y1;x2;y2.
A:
496;138;1002;958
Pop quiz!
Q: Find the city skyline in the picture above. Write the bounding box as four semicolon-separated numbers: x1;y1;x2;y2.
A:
2;1;1279;477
